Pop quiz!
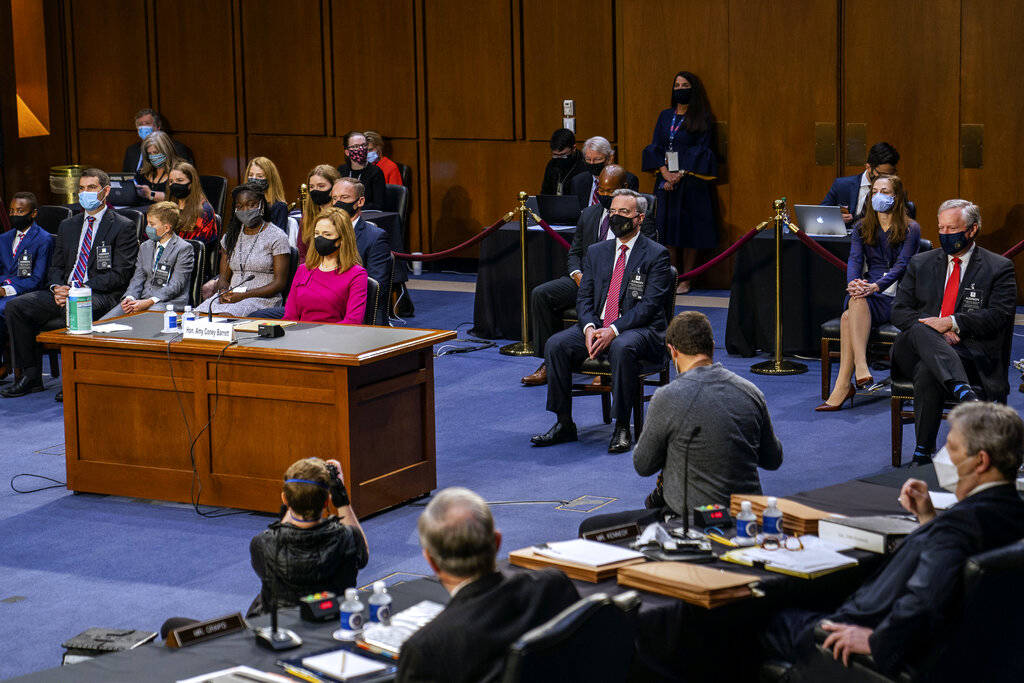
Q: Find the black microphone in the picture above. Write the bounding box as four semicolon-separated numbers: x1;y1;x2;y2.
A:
254;524;302;650
208;273;255;321
682;425;701;536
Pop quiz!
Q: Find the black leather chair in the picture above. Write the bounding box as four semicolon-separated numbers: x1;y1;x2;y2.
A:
384;183;409;226
115;208;146;244
35;205;72;234
204;215;222;289
184;239;206;307
819;238;932;401
280;247;299;306
199;175;228;220
501;591;640;683
396;162;411;189
363;276;381;325
569;266;678;436
376;253;395;326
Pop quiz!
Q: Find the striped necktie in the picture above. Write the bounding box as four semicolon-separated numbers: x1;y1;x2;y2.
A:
71;216;96;284
590;178;599;206
603;244;629;327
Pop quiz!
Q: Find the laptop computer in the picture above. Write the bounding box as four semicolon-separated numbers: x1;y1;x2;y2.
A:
536;194;582;227
107;173;143;207
793;204;847;236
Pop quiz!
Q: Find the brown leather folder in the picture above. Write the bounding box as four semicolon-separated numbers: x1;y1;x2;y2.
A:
617;562;760;608
508;546;647;583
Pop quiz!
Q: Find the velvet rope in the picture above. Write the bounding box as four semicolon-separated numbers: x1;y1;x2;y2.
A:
1003;238;1024;260
528;214;574;251
791;225;848;271
676;226;760;281
392;213;512;261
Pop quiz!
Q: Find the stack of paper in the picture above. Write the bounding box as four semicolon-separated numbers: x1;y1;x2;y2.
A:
302;650;388;681
729;495;839;536
509;539;646;582
722;539;858;579
617;562;759;608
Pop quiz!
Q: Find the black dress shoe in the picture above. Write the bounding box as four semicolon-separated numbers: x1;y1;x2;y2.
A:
910;455;932;467
530;421;578;447
0;376;44;398
55;390;63;403
608;425;632;453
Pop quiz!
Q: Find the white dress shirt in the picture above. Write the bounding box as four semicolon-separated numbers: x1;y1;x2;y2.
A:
587;230;640;336
855;171;871;216
568;209;610;279
944;242;975;334
69;206;107;285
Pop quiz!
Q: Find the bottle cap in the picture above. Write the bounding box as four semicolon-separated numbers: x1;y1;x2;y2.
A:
373;581;386;593
166;304;174;310
345;588;358;601
741;500;752;511
767;496;777;506
184;306;192;311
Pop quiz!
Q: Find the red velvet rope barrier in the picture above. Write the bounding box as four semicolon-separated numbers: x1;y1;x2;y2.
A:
392;214;511;261
791;226;848;271
529;215;576;251
676;226;760;281
1003;238;1024;260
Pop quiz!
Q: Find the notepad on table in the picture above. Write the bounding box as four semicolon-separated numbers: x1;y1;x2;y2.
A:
722;538;858;579
302;649;388;680
232;319;297;333
533;539;644;567
92;323;133;333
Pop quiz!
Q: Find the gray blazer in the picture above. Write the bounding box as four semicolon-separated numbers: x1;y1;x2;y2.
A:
124;233;195;307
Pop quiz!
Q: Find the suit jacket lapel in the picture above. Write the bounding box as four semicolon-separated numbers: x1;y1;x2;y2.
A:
86;211;113;269
930;250;947;314
956;249;984;309
594;241;615;313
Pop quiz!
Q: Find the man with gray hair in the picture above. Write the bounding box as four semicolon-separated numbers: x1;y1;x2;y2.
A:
398;487;579;683
765;401;1024;677
568;135;639;209
890;199;1016;464
532;189;673;453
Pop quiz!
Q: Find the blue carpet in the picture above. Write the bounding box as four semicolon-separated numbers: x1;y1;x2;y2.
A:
1;283;1023;677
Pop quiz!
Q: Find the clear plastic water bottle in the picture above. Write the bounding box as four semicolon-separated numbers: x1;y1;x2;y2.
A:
368;581;392;625
333;588;365;641
735;500;758;546
163;304;177;331
182;305;196;324
763;496;784;540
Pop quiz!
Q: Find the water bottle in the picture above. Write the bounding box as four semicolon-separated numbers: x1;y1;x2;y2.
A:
182;305;196;324
368;581;392;625
735;500;758;546
163;304;178;331
412;252;423;276
66;281;93;335
763;496;784;540
333;588;365;641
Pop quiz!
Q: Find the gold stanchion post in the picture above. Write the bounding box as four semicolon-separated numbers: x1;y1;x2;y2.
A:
500;191;535;356
751;198;807;376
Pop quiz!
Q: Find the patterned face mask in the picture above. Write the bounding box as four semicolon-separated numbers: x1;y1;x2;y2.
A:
348;147;368;164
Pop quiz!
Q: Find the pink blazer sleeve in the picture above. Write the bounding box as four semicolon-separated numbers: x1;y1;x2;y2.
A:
342;266;368;324
283;266;305;320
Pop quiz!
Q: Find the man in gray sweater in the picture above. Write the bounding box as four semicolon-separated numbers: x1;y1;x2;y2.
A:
634;311;783;516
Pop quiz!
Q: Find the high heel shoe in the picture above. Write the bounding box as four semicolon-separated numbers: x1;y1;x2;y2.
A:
855;375;874;389
815;385;855;412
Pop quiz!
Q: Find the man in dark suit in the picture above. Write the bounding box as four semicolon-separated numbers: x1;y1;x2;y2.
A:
539;127;586;196
331;178;390;287
532;189;674;453
765;402;1024;677
121;108;194;173
568;136;640;210
2;169;138;398
397;487;579;683
1;192;54;382
822;141;900;224
890;199;1016;464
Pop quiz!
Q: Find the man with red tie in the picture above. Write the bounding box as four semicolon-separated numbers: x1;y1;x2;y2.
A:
891;199;1016;464
2;170;137;398
532;189;673;453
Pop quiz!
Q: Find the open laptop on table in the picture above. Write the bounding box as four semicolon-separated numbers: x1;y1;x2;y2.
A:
107;172;144;207
793;204;848;236
536;194;582;227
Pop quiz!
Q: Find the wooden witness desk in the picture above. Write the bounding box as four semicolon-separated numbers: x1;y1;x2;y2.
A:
37;312;456;516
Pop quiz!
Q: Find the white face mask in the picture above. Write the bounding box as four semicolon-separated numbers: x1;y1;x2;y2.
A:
933;446;977;493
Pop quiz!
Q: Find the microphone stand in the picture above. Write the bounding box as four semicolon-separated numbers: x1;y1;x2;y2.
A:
254;523;302;650
208;273;255;321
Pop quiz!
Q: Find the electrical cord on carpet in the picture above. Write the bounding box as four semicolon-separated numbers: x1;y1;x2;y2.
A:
10;473;66;493
433;322;496;357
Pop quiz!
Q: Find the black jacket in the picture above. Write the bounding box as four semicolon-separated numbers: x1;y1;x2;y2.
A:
567;204;659;277
397;569;579;683
121;139;194;173
569;169;640;210
48;209;138;297
337;163;386;211
830;484;1024;674
248;517;368;615
892;246;1017;400
540;150;587;196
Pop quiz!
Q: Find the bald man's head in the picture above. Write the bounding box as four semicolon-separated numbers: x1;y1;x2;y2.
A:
597;164;627;194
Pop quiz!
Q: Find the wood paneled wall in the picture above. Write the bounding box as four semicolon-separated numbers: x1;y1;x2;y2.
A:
4;0;1024;292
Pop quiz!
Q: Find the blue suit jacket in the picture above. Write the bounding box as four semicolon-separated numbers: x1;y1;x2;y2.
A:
576;233;673;333
354;217;391;286
822;173;863;211
0;223;53;295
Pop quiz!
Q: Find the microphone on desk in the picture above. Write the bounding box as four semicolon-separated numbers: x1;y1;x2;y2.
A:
254;524;303;651
208;274;255;321
682;425;701;537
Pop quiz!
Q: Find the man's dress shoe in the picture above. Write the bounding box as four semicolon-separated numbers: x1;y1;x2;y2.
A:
521;363;547;386
530;421;578;447
0;376;44;398
608;425;632;453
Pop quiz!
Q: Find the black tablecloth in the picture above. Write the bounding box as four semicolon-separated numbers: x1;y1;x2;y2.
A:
725;230;851;357
471;223;574;340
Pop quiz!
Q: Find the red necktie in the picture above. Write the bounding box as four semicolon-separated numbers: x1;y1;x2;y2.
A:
590;179;599;206
598;214;610;241
603;244;628;327
940;256;961;317
71;216;95;285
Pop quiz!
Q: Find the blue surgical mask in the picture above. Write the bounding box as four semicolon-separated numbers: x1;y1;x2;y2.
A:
940;229;973;256
366;150;380;164
138;125;154;140
78;190;103;211
149;152;167;166
145;225;160;241
871;193;895;213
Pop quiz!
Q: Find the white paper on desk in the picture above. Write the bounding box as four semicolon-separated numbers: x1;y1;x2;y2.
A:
302;649;387;680
800;534;854;552
929;491;959;509
736;543;857;574
91;323;132;333
176;665;293;683
534;539;644;568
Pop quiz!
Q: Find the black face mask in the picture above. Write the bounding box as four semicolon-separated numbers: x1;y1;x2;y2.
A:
8;214;33;231
585;161;605;178
597;193;613;210
168;182;191;199
333;200;358;217
309;188;332;206
672;88;692;105
551;155;574;172
314;235;339;256
248;178;269;192
608;214;637;239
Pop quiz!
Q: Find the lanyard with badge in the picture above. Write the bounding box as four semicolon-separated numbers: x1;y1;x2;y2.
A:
665;114;684;172
152;246;171;287
17;251;32;278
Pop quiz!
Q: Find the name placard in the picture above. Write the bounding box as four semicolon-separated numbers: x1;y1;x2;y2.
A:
581;521;642;544
182;319;235;342
167;613;247;648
